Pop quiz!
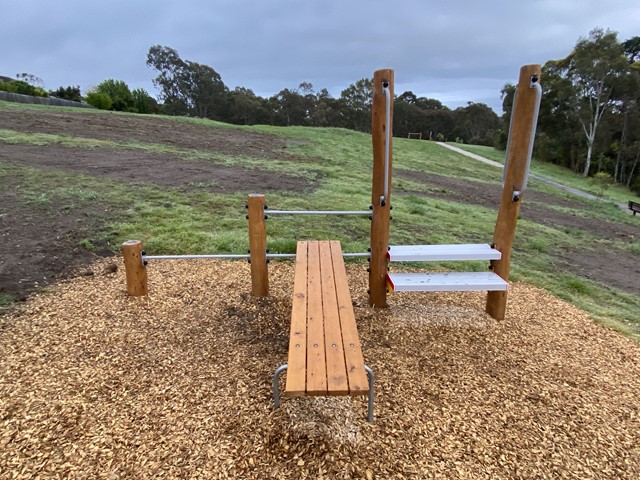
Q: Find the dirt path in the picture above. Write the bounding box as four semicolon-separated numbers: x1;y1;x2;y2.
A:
436;142;631;211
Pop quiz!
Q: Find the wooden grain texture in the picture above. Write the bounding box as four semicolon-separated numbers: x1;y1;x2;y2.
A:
369;68;394;308
120;240;147;296
285;241;367;397
305;241;327;395
330;241;369;395
247;194;268;296
319;241;349;395
285;241;308;396
486;64;541;320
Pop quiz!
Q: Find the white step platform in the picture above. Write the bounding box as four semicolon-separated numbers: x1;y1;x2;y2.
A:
386;271;508;292
387;244;501;262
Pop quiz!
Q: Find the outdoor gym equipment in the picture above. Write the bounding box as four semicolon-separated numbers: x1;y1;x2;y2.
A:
121;64;542;321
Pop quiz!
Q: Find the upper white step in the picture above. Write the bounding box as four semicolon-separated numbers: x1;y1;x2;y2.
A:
387;271;508;292
387;244;501;262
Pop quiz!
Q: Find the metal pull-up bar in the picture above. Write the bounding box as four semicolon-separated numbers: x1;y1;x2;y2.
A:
264;210;371;216
141;252;369;261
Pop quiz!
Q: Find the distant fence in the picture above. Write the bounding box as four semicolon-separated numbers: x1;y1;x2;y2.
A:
0;91;94;109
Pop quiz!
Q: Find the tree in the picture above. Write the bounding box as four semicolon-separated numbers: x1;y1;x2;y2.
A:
536;59;583;170
452;102;500;145
95;79;134;111
393;91;455;140
146;45;188;114
15;73;43;87
339;78;373;132
131;88;159;114
146;45;228;119
49;86;82;102
496;83;516;149
312;89;342;127
623;36;640;63
270;88;306;126
553;28;631;176
228;87;269;125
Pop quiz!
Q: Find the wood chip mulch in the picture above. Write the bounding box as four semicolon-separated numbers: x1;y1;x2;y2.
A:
1;259;639;479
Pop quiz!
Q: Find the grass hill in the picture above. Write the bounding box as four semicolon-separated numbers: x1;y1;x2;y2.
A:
0;100;639;338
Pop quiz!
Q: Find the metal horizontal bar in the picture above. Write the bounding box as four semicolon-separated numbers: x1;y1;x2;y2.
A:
265;210;371;215
144;254;250;260
143;252;369;261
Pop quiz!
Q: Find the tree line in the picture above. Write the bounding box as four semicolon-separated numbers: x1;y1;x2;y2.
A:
143;45;500;145
503;28;640;192
3;28;638;193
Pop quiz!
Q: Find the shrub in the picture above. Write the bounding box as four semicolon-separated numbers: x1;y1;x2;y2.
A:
49;86;82;102
589;172;613;200
95;79;133;111
85;92;112;110
0;80;47;97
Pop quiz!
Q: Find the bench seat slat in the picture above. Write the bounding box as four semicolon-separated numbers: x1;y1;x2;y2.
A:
284;241;308;395
330;241;369;395
285;240;368;398
319;241;350;395
305;241;328;395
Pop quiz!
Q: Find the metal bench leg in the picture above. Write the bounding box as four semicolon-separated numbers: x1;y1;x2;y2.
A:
273;364;288;408
365;365;375;422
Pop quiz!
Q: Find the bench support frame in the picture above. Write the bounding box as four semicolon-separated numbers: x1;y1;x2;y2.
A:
273;364;375;422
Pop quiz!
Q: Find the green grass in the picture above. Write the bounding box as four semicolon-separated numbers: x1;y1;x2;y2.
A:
1;102;639;340
0;294;15;307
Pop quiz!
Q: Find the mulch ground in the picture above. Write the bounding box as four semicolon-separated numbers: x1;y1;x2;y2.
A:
2;259;639;479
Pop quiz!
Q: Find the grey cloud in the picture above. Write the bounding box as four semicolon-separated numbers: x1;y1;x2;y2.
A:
1;0;638;112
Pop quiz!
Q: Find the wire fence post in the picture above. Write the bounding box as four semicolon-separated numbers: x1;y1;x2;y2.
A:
121;240;148;296
248;194;269;296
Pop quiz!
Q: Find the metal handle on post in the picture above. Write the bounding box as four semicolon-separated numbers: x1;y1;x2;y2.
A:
503;75;542;201
380;81;391;206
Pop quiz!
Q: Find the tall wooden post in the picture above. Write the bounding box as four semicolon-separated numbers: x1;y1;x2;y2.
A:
486;64;542;320
369;69;394;308
247;194;269;296
121;240;148;296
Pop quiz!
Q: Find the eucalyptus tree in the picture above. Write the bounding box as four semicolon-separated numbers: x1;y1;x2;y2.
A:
550;29;631;176
147;45;228;119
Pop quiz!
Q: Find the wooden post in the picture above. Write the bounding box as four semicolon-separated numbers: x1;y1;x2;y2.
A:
247;194;268;296
121;240;148;296
486;64;542;320
369;68;394;308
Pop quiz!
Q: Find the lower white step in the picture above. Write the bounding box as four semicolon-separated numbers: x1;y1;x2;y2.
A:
387;272;508;292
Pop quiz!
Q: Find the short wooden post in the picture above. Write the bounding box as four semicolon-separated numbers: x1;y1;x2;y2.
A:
486;64;542;320
247;194;268;296
369;68;394;308
121;240;148;296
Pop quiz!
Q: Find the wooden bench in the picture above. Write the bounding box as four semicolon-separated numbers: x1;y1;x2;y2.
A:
273;240;374;422
629;201;640;216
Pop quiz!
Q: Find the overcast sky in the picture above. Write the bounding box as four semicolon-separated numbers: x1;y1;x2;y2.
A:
1;0;638;112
